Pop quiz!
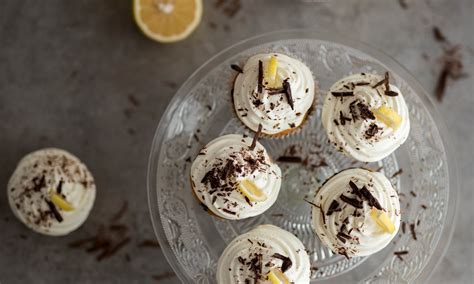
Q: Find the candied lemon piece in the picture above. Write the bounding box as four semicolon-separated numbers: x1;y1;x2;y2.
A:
50;193;75;211
268;268;290;284
238;179;267;202
133;0;203;43
372;106;402;130
370;208;395;233
265;56;278;86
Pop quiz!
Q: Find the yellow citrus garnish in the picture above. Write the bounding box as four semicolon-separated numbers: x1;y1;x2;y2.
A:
372;106;402;130
268;268;290;284
238;179;267;202
133;0;203;43
265;56;279;87
370;207;395;234
50;193;75;211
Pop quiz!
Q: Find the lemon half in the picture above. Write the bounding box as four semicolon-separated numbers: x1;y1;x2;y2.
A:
133;0;203;43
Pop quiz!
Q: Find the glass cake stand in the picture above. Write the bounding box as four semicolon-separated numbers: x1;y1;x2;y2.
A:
147;30;458;283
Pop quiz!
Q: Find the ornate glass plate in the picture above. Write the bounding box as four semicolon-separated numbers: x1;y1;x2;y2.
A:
147;30;458;283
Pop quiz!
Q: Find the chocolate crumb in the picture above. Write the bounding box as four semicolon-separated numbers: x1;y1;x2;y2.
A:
433;26;447;43
401;221;406;234
46;200;63;222
391;168;403;178
409;223;417;240
409;190;417;197
249;124;262;151
257;60;263;93
283;79;294;110
231;64;243;73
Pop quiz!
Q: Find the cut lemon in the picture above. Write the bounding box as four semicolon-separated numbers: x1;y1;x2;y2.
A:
265;56;278;87
372;106;402;130
238;179;267;202
133;0;203;43
268;268;290;284
370;207;395;234
50;193;75;211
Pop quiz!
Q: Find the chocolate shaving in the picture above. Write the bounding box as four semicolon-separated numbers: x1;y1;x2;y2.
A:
230;64;243;73
337;232;351;243
357;102;375;120
384;72;390;92
222;208;236;215
365;123;380;139
326;200;340;216
349;181;362;198
394;250;409;261
267;87;285;95
137;240;160;248
46;200;63;222
257;60;263;93
272;253;292;273
249;124;262;151
433;26;446;43
340;194;363;209
339;111;352;126
409;223;417;240
277;156;302;163
372;77;387;89
282;79;294;110
333;119;339;126
391;168;403;178
359;186;382;210
410;190;417;197
385;90;399;96
56;180;63;194
401;221;406;234
152;272;176;281
111;201;128;223
304;199;320;208
331;91;354;97
97;237;131;261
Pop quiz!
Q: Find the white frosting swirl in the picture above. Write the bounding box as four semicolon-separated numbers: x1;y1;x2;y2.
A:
191;134;281;220
233;53;315;135
217;224;311;284
312;168;400;257
322;73;410;162
7;148;96;236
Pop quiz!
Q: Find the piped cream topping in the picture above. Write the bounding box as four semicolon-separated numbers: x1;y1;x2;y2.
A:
7;148;96;236
217;224;311;284
311;168;400;257
190;134;281;220
233;53;315;135
321;73;410;162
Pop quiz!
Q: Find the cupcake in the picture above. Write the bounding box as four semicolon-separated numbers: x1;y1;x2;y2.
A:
217;224;311;284
190;133;281;220
311;168;400;258
7;148;96;236
233;53;315;137
321;72;410;162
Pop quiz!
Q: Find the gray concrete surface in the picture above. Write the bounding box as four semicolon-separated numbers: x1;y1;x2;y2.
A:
0;0;472;283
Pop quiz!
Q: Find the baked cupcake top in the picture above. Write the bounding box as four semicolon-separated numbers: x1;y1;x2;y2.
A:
311;168;400;257
7;148;96;236
190;134;281;220
233;53;315;135
321;72;410;162
217;224;311;284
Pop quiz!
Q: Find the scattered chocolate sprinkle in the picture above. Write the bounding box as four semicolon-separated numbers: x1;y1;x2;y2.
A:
339;111;352;126
421;204;427;209
401;221;406;234
372;77;387;89
383;72;391;92
394;250;409;261
96;237;131;261
337;232;351;243
111;201;128;223
68;237;96;248
271;213;284;217
137;240;160;248
326;200;340;216
304;199;320;208
272;253;292;272
365;123;381;139
409;223;417;240
398;0;408;9
152;272;176;281
277;156;302;163
385;90;399;96
433;26;446;43
46;200;63;222
267;87;285;95
331;91;354;97
355;82;370;86
409;190;417;197
257;60;263;93
333;119;339;126
282;79;294;110
249;124;262;151
128;94;140;107
56;180;63;194
360;186;382;210
391;168;403;178
349;181;362;198
340;194;363;209
357;102;375;120
238;256;245;264
435;46;465;102
222;208;236;215
230;64;243;73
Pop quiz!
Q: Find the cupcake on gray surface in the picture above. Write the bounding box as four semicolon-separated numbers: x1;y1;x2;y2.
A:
7;148;96;236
